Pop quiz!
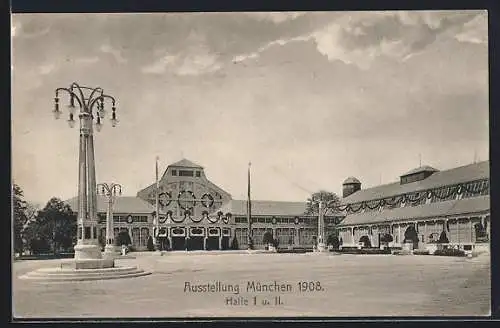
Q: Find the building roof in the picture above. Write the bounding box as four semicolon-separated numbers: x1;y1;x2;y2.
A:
169;158;203;169
216;199;308;216
342;161;489;204
339;195;490;226
401;165;439;176
343;177;361;185
65;196;155;214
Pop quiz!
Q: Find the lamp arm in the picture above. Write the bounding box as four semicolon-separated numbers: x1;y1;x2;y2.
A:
55;88;84;109
69;83;87;111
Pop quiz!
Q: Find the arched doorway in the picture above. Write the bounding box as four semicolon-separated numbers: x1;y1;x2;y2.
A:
403;225;419;249
157;227;169;251
221;228;231;250
171;227;186;251
206;227;220;250
189;227;205;250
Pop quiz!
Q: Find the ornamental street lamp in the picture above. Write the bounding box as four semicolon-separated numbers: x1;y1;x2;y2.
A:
97;183;122;255
53;82;118;260
317;200;326;252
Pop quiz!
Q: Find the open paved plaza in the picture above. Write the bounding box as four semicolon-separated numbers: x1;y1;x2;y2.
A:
13;252;490;318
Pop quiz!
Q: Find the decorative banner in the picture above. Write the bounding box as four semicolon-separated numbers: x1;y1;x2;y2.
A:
272;216;277;225
294;216;299;225
159;192;172;207
127;215;133;224
170;210;185;223
177;190;196;210
206;210;219;223
201;193;215;208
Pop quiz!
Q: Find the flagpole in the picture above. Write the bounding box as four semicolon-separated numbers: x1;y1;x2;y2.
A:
247;162;253;250
154;156;160;250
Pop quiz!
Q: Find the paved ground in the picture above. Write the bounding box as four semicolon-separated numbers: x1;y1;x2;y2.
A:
12;252;491;318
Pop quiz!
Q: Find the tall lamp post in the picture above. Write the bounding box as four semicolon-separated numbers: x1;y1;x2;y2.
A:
317;200;326;252
97;183;122;255
53;82;118;260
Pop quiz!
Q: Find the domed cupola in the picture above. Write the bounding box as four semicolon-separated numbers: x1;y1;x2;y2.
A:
342;176;361;198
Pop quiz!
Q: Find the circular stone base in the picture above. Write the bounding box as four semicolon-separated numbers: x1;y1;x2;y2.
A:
19;265;151;282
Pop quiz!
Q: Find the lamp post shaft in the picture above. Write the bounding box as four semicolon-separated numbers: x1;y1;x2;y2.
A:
317;200;326;252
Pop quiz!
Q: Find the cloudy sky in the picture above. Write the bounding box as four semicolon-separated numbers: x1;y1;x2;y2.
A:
12;11;488;204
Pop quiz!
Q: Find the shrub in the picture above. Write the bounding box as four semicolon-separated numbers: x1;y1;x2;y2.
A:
327;234;340;249
263;231;274;245
147;236;155;251
380;233;393;243
434;248;465;257
231;236;239;250
437;231;449;243
359;235;371;248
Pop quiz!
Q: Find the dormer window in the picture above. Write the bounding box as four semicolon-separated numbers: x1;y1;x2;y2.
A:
172;170;177;176
196;171;201;177
400;166;438;185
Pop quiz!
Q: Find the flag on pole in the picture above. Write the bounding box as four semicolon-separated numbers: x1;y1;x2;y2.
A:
247;162;252;247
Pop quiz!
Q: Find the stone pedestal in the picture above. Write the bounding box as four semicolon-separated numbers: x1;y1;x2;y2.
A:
104;244;119;255
74;243;102;260
74;258;114;269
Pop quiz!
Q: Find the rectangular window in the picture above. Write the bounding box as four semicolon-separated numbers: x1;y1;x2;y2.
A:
179;170;194;177
196;171;201;177
172;170;177;176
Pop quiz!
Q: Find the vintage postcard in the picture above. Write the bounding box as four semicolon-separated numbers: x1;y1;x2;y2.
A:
11;10;490;319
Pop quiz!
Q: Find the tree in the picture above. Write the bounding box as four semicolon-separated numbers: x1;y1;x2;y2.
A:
305;190;341;215
33;198;77;254
263;231;274;245
327;234;340;249
12;184;28;254
147;236;155;251
115;231;132;246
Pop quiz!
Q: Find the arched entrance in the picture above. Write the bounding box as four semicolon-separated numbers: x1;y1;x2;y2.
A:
221;228;231;250
206;227;220;250
403;225;419;249
189;227;205;250
157;227;169;251
171;227;186;251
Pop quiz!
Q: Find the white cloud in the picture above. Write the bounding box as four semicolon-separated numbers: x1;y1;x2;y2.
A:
454;14;487;44
247;12;306;24
39;63;55;75
141;54;177;74
100;44;127;63
176;53;221;76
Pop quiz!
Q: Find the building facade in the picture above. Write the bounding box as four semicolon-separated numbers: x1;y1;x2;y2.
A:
65;159;490;252
337;161;490;252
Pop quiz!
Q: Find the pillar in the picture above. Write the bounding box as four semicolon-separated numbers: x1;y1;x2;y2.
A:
104;194;116;254
74;112;102;260
219;234;222;250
